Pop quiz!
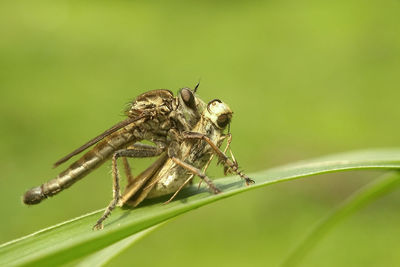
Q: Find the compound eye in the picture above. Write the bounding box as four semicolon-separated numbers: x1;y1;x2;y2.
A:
217;114;230;128
180;88;196;110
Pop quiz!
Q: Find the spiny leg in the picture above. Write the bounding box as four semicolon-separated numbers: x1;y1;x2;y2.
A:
198;133;232;188
166;149;217;204
169;132;246;202
93;152;122;230
183;131;254;185
170;133;232;199
170;156;221;195
122;157;134;183
166;136;221;198
93;145;164;230
165;149;217;204
121;143;162;184
197;154;214;189
220;134;234;175
125;143;165;157
221;133;233;160
222;134;241;176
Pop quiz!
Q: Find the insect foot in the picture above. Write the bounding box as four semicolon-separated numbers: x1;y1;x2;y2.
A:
93;222;104;231
245;177;255;186
213;186;222;194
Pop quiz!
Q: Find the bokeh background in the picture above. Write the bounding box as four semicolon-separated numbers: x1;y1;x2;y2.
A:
1;1;400;266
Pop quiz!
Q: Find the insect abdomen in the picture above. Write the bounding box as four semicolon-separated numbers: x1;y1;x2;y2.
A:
23;127;137;205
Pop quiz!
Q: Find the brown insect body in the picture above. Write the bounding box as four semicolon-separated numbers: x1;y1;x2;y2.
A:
23;89;176;205
22;86;253;230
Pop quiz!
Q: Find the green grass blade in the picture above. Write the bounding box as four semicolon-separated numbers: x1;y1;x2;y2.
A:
76;222;165;267
281;171;400;267
1;148;400;266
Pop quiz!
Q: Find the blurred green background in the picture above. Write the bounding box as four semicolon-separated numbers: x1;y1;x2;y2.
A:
1;0;400;266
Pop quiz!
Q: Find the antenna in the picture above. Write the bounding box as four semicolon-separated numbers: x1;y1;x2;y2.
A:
194;79;201;93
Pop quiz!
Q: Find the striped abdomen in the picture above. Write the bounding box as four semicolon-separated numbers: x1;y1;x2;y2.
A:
23;126;138;205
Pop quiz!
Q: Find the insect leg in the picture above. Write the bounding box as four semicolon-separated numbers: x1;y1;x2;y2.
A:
219;133;232;166
122;158;133;183
221;133;232;155
121;144;162;183
166;133;221;195
220;134;239;175
163;174;194;205
166;143;220;204
169;156;221;194
93;145;164;230
183;132;255;185
197;133;232;188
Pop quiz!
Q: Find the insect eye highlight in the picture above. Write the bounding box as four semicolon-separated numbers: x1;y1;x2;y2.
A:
180;88;196;110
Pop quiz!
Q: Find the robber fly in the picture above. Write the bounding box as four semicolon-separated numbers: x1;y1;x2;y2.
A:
93;96;255;229
23;87;197;203
23;85;253;230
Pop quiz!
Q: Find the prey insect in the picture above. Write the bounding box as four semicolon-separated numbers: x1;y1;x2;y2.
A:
23;85;254;230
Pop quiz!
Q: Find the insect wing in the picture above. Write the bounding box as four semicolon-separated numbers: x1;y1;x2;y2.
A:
121;153;169;207
53;116;147;168
54;89;175;168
